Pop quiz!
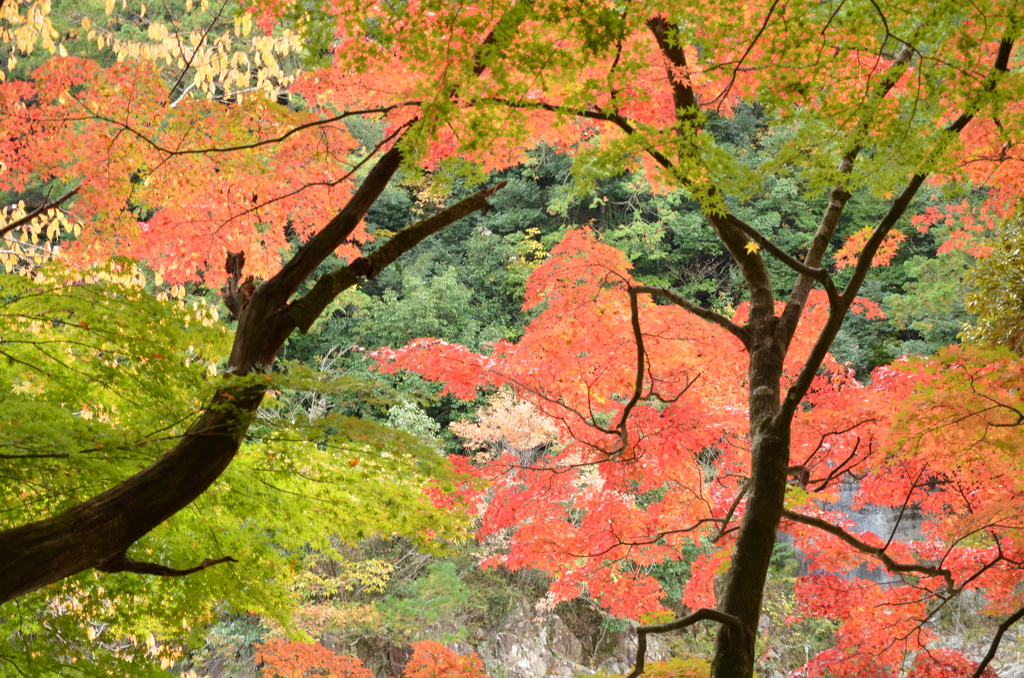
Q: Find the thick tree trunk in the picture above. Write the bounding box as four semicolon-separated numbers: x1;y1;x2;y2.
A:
0;387;262;602
0;276;295;602
0;148;506;602
710;317;790;678
0;144;404;603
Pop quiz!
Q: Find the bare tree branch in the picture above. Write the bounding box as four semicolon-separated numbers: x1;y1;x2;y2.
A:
777;35;1014;429
90;104;418;156
289;182;508;332
783;509;955;590
972;605;1024;678
714;479;750;542
709;0;783;108
632;285;749;346
163;0;231;103
718;214;838;296
0;184;81;240
615;287;649;456
776;36;917;351
98;551;237;577
626;608;749;678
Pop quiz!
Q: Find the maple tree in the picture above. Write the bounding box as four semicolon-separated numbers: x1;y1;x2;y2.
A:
963;209;1024;353
254;638;375;678
382;235;1024;678
0;0;520;606
0;0;1022;677
356;2;1022;677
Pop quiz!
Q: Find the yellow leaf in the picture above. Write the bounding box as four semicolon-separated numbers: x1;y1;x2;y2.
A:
139;3;146;18
744;241;761;255
105;0;114;15
82;16;91;30
58;43;67;57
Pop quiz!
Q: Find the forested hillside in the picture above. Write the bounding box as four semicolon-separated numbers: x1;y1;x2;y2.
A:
1;1;1023;677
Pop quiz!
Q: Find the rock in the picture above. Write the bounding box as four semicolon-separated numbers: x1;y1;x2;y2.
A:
597;627;671;675
549;614;584;664
479;619;550;678
476;600;603;678
545;658;596;677
335;597;676;678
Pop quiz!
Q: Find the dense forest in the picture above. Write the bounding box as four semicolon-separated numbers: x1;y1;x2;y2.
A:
1;0;1023;677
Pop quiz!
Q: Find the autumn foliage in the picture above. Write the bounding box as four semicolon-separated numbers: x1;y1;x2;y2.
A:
379;231;1024;675
255;640;488;678
1;0;1023;676
255;639;375;678
402;641;490;678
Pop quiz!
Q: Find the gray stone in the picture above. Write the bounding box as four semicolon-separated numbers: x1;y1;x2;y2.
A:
549;614;584;664
475;599;628;678
597;626;671;675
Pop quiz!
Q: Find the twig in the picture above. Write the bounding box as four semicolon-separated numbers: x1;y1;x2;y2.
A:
632;285;749;347
0;185;81;240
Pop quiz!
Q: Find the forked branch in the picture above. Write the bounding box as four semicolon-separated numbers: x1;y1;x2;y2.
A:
778;35;918;347
838;36;1014;309
632;285;749;346
626;608;749;678
290;182;508;332
783;509;955;590
775;37;1014;427
720;214;836;291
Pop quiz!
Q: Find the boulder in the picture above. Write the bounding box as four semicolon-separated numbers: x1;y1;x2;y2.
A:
475;600;596;678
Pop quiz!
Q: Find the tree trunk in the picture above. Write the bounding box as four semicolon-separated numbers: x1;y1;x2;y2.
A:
0;387;263;602
710;317;790;678
0;145;402;603
0;144;506;602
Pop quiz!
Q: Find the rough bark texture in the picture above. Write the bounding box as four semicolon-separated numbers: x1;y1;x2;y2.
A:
0;1;537;602
699;30;1015;678
0;388;260;602
0;149;506;604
